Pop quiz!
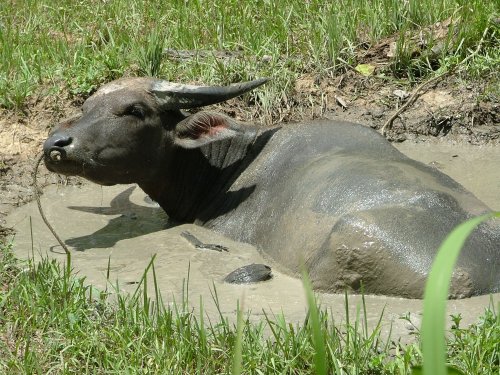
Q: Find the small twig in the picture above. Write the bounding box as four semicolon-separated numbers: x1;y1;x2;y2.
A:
33;153;71;274
381;71;450;135
335;57;360;73
381;26;489;136
181;231;229;252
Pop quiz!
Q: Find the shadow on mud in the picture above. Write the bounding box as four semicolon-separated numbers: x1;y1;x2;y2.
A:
64;186;174;251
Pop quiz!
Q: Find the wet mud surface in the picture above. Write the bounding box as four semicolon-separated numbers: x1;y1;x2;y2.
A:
5;142;500;342
394;142;500;210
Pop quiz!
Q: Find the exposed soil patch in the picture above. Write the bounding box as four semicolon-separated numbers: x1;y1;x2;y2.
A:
290;72;499;143
0;73;499;240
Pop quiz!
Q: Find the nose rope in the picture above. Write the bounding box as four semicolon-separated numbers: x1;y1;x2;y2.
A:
33;153;72;272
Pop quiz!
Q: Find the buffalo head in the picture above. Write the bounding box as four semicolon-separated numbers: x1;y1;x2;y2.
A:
43;77;267;186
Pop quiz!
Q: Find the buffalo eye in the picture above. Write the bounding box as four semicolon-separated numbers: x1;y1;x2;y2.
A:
123;104;146;119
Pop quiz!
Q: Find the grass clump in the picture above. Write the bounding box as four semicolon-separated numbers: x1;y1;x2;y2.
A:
0;241;397;373
1;0;498;110
447;309;500;375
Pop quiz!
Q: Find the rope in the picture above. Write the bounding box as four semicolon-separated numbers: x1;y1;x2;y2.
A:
33;153;71;273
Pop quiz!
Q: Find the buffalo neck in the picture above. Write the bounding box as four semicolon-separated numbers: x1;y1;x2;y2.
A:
139;126;276;223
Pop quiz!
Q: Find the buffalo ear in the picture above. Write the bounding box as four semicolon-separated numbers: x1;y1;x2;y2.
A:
173;112;240;149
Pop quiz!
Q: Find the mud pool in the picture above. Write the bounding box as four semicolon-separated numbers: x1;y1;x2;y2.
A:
6;141;500;341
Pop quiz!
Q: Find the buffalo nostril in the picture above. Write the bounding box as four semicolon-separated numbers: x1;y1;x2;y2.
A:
43;134;73;161
52;135;73;147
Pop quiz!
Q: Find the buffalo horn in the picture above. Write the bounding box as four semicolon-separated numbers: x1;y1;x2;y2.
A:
151;78;269;109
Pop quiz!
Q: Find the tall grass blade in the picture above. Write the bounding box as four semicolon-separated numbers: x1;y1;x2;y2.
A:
231;299;244;375
131;253;157;301
29;216;34;261
302;269;328;375
417;212;500;375
344;289;350;350
152;261;161;318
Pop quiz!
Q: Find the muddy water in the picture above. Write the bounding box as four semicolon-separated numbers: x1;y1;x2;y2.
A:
6;141;500;342
395;142;500;210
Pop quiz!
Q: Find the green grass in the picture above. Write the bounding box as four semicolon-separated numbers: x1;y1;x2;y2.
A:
0;236;498;374
1;0;498;110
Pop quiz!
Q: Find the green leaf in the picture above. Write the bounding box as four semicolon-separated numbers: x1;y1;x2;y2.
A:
421;212;500;375
354;63;375;76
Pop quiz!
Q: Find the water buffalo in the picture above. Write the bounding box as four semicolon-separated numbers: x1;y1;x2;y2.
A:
43;77;500;298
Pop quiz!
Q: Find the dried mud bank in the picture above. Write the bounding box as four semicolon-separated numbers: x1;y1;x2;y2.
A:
294;73;499;144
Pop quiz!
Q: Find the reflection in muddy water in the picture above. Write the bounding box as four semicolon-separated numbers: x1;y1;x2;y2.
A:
6;141;500;342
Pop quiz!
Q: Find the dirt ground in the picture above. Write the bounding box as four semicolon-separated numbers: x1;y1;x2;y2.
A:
0;73;499;240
